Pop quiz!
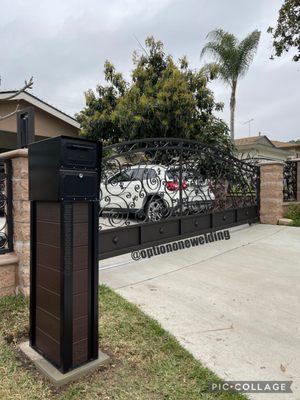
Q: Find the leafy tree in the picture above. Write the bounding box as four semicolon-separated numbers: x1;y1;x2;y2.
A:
268;0;300;62
77;61;126;142
201;29;261;140
77;37;232;150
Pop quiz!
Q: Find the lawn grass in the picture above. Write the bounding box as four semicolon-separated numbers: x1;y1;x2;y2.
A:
284;204;300;226
291;218;300;227
0;285;246;400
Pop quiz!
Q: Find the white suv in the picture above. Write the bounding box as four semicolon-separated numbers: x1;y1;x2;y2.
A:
100;164;215;221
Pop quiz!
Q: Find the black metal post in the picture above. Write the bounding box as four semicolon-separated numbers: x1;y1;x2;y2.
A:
60;202;74;373
89;201;99;360
179;142;183;217
29;136;101;374
29;201;36;347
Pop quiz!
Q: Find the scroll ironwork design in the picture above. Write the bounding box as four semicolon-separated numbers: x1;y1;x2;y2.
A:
0;159;13;254
99;138;260;230
283;161;297;202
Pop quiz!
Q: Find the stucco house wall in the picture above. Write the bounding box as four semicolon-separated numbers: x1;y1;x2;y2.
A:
0;92;80;152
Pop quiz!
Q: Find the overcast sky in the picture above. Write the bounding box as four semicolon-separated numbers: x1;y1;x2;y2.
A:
1;0;299;140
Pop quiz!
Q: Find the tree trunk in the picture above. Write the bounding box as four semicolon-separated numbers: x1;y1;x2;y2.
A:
230;81;237;141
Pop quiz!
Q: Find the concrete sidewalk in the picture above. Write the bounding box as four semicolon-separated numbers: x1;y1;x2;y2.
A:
100;224;300;400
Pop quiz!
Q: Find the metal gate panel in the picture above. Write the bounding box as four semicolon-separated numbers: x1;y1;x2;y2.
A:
99;206;259;260
181;213;211;235
98;138;260;260
100;224;140;255
212;209;236;228
237;205;258;222
141;219;179;243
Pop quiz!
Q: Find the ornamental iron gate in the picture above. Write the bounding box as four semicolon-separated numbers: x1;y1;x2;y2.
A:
0;159;13;255
283;160;297;202
99;138;260;259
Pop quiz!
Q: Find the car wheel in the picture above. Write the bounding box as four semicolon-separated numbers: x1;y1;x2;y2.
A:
145;198;167;222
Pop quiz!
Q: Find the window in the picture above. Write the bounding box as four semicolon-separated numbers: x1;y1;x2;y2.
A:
109;170;133;183
131;168;157;181
109;167;160;183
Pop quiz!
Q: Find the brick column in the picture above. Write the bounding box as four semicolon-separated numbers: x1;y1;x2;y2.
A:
1;149;30;296
260;161;284;225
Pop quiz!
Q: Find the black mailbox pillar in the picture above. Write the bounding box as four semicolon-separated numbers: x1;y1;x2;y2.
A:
28;136;101;373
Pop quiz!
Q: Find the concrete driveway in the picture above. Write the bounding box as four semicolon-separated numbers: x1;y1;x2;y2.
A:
100;224;300;400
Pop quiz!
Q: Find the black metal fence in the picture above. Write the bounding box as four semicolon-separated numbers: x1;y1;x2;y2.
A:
283;161;297;202
0;159;13;254
100;138;260;228
98;138;260;258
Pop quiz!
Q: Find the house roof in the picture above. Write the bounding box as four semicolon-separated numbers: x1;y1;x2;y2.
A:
234;136;264;146
0;90;80;129
271;140;300;149
235;135;300;150
234;135;300;149
234;135;277;148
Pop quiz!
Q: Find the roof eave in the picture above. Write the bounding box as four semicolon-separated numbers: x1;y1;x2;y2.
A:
0;91;80;129
236;143;293;156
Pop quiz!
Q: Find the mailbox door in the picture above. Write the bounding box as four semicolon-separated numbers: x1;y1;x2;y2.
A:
60;170;99;200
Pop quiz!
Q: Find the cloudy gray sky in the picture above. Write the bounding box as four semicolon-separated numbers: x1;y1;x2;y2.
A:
1;0;299;140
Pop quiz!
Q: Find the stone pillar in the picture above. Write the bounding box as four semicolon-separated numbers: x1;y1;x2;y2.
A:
1;149;30;296
260;161;284;225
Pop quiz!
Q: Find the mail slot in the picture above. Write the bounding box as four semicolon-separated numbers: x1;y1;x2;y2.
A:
62;139;97;169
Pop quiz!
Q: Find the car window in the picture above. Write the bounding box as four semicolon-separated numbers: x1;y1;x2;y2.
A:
131;168;157;181
109;167;162;183
166;169;181;181
109;170;133;183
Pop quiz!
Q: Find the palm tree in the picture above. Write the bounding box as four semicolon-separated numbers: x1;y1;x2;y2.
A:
201;29;261;140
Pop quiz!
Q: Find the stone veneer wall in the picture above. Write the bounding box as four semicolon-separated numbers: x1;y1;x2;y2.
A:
0;253;19;296
260;161;284;225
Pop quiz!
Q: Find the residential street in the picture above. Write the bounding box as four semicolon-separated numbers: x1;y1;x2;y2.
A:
100;224;300;400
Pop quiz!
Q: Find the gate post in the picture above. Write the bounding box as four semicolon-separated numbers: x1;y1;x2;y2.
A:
259;161;284;224
24;136;109;383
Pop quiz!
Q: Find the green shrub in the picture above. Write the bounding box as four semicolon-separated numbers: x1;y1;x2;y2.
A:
284;204;300;220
